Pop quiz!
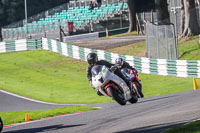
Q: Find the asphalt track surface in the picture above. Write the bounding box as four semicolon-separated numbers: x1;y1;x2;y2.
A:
70;35;145;50
2;90;200;133
0;90;84;112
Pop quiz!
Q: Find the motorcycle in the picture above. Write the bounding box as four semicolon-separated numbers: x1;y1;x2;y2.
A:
91;65;138;105
121;68;144;98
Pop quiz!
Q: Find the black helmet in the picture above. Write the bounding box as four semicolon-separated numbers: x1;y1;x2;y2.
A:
115;58;124;68
87;53;98;65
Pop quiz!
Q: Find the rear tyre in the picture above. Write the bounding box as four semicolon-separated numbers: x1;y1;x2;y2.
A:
107;87;126;106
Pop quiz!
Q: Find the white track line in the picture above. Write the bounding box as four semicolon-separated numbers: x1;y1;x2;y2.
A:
0;90;86;106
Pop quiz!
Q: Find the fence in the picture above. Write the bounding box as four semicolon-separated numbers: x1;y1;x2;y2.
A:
0;37;199;78
145;21;178;60
2;21;67;41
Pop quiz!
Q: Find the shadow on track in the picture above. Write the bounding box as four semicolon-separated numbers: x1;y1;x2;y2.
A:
137;95;178;104
115;121;187;133
4;124;85;133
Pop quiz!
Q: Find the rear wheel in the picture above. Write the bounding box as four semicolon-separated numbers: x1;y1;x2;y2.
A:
107;87;126;106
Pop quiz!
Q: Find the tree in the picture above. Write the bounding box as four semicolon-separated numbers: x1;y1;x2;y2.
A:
154;0;200;37
127;0;155;32
155;0;169;23
127;0;136;32
180;0;200;37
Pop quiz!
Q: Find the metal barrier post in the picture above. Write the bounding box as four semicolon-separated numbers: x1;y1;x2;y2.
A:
165;25;169;59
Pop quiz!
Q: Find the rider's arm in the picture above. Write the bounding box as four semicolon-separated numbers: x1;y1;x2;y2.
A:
86;66;96;89
86;66;92;82
123;61;138;73
99;60;113;68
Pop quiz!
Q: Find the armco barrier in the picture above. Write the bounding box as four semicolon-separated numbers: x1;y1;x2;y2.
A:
42;38;200;78
0;38;200;78
0;38;42;53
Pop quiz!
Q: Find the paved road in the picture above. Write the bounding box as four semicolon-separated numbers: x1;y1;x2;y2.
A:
71;35;145;50
2;90;200;133
0;90;84;112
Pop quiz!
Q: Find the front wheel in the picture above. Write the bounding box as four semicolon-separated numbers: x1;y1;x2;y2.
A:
129;91;138;104
133;83;144;98
107;87;126;106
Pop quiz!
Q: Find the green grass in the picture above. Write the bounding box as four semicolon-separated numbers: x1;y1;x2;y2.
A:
106;35;200;60
0;50;112;104
98;31;138;39
0;50;198;105
0;106;96;125
140;73;198;97
107;41;145;57
107;31;139;38
164;120;200;133
178;36;200;60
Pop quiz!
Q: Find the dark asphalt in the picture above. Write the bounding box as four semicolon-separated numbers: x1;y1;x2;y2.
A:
71;35;145;50
0;90;80;112
2;90;200;133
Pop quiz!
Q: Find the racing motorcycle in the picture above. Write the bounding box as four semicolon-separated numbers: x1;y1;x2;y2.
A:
121;68;144;98
91;65;138;105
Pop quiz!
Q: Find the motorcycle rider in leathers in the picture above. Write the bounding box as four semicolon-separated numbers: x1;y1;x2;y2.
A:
115;58;143;97
86;53;133;96
115;58;138;75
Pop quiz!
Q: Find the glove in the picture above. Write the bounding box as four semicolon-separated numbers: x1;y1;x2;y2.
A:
110;65;117;72
133;68;138;76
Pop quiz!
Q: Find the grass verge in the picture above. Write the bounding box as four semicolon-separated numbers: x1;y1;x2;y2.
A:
0;50;112;104
99;31;139;39
164;120;200;133
0;106;96;125
0;50;198;105
107;41;146;57
106;35;200;60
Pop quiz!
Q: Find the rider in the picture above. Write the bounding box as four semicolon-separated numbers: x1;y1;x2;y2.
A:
115;58;138;75
86;53;133;95
115;58;144;97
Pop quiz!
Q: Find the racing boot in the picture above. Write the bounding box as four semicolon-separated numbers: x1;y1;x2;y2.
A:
97;90;103;96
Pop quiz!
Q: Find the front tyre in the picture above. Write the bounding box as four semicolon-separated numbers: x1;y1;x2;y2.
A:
129;91;138;104
107;87;126;106
133;83;144;98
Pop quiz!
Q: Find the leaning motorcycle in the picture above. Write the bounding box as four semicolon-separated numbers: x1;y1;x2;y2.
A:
91;65;138;105
121;68;144;98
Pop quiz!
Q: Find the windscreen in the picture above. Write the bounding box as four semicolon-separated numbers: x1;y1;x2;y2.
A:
91;65;103;77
